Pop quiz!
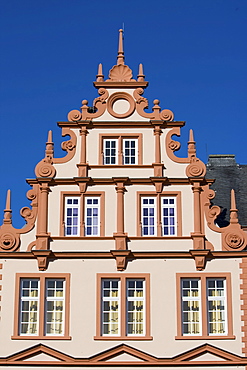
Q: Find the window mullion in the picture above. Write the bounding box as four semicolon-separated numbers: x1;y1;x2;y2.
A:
39;276;45;337
201;276;207;336
121;278;126;337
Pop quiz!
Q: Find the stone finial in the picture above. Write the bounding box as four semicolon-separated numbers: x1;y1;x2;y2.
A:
188;129;196;159
45;130;54;160
3;189;12;224
230;189;238;224
117;29;125;65
137;63;145;82
96;63;104;82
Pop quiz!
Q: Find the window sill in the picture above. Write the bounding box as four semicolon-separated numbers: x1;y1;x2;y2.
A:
94;336;153;341
11;335;72;340
175;335;235;340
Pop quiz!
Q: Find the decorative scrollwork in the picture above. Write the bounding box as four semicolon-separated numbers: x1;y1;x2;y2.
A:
207;189;216;200
186;158;206;178
35;160;56;178
20;207;35;222
0;232;18;250
61;140;75;151
26;189;37;201
208;205;221;219
224;233;243;249
160;109;174;122
67;109;82;122
168;140;181;152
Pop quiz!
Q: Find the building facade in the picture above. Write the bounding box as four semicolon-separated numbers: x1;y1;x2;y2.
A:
0;30;247;369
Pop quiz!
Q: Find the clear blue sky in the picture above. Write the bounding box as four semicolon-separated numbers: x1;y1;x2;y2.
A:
0;0;246;228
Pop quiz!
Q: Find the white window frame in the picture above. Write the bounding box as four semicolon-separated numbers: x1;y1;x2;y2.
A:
141;197;157;236
45;279;65;336
126;279;145;336
103;139;118;165
19;279;40;336
85;196;100;236
161;196;177;236
64;196;80;236
101;279;120;336
181;278;201;336
207;278;227;336
123;138;138;165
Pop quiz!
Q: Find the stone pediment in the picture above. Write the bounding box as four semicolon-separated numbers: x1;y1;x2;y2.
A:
3;343;246;367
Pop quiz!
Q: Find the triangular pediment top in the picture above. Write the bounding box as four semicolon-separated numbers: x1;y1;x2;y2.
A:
24;353;60;362
90;344;157;363
174;343;243;363
6;343;73;363
106;353;144;362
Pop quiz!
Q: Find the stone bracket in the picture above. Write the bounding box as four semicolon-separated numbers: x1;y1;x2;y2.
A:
76;164;89;178
113;233;128;250
150;177;168;193
189;249;212;271
191;232;205;250
35;234;50;250
31;250;53;271
110;250;133;271
74;177;92;193
152;163;164;177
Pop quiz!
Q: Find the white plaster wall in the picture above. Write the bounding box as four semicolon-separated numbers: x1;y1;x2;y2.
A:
161;128;188;178
53;129;81;178
87;127;154;166
19;227;37;252
0;258;243;359
50;238;115;251
204;220;223;251
128;238;193;251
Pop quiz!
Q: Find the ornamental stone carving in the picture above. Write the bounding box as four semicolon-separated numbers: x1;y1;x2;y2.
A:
186;158;206;178
0;232;17;250
67;88;108;121
108;64;134;82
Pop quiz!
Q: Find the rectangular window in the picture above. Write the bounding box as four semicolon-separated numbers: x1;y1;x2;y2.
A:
13;274;70;339
126;279;145;336
181;279;201;335
207;278;227;335
176;274;233;339
64;196;80;236
141;197;156;236
161;196;176;236
20;279;39;335
139;193;180;237
45;279;65;336
61;192;105;237
103;139;118;165
102;279;120;336
85;197;100;236
99;134;142;165
123;139;138;165
95;274;151;340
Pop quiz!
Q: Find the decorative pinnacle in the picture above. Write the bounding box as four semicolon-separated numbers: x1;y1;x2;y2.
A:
117;29;125;65
96;63;104;82
230;189;238;223
45;130;54;160
47;130;53;144
3;189;12;224
188;129;196;158
137;63;145;82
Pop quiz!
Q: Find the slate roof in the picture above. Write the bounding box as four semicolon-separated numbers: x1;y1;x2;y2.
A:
206;155;247;228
